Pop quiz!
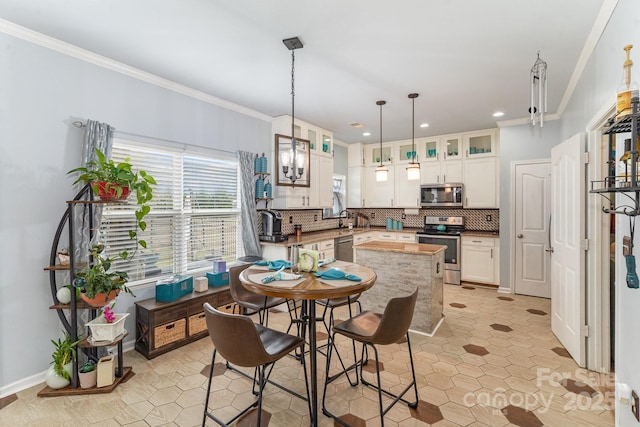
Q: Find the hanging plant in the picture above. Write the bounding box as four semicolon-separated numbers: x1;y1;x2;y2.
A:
68;148;156;259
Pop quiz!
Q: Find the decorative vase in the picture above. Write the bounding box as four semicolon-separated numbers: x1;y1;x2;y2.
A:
45;363;72;389
57;253;70;266
91;181;131;201
79;369;97;389
80;290;119;307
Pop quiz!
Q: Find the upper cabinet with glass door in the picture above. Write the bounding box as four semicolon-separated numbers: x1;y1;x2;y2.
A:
463;129;497;158
307;127;333;157
396;139;420;164
440;134;463;160
364;142;394;166
273;115;333;157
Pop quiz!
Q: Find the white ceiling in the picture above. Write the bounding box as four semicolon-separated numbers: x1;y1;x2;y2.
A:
0;0;607;144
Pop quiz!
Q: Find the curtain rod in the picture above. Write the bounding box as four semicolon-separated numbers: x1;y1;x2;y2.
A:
72;121;236;155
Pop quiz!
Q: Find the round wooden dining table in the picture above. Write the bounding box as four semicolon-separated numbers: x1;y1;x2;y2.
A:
239;261;376;427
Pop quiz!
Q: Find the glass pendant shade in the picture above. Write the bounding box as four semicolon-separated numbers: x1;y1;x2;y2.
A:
375;100;388;182
406;162;420;180
375;165;389;181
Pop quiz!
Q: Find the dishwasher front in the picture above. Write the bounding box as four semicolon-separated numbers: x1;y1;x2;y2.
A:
335;235;354;262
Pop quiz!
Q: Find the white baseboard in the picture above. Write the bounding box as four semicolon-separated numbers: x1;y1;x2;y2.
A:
497;287;512;294
409;317;444;338
0;338;136;398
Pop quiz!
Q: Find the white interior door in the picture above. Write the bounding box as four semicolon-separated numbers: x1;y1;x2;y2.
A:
514;161;551;297
550;133;586;367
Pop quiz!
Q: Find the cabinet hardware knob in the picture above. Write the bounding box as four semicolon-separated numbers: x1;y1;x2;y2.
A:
517;234;523;238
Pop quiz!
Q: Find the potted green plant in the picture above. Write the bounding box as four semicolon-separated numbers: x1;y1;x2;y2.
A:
78;360;97;389
73;244;134;307
45;332;80;389
67;148;156;258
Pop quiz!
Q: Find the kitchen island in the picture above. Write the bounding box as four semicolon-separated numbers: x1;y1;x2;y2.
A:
354;241;445;335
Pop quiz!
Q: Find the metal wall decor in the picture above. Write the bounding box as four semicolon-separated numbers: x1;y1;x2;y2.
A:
530;51;548;127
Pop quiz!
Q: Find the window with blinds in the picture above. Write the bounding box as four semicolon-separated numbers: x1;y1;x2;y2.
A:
99;139;241;285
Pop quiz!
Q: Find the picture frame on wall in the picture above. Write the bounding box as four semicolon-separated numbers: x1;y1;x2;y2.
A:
274;133;311;187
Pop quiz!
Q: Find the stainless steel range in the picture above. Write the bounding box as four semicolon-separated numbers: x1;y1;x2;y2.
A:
416;216;465;285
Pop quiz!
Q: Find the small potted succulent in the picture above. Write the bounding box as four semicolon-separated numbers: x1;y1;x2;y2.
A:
74;244;133;307
78;360;97;389
68;148;156;258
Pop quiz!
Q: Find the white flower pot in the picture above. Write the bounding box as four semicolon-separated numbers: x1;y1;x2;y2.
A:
45;362;72;389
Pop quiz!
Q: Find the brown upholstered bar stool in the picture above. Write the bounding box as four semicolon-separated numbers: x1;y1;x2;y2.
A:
322;288;419;426
229;263;294;328
202;302;310;426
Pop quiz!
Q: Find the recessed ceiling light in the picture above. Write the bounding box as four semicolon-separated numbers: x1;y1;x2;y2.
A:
363;132;371;136
493;111;505;117
420;123;429;128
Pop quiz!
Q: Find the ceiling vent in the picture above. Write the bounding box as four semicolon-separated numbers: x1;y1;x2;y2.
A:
349;122;364;128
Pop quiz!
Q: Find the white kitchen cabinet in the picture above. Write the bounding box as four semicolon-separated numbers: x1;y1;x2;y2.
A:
303;239;334;260
273;115;333;158
347;166;363;208
463;157;498;208
394;164;420;208
463;129;497;158
396;232;417;242
461;236;499;284
353;232;375;245
348;143;364;167
364;143;394;166
273;153;333;209
419;134;464;185
420;160;464;185
376;231;397;241
310;154;333;208
363;166;395;207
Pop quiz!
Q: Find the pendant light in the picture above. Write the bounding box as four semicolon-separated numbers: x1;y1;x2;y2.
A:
375;100;388;182
406;93;421;180
281;37;305;183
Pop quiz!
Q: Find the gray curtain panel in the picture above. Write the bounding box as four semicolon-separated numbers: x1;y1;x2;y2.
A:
73;120;114;264
238;151;262;258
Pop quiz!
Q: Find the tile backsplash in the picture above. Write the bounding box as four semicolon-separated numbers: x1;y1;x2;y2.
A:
257;208;499;236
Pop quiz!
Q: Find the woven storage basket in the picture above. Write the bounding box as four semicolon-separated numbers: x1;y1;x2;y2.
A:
188;312;207;335
217;303;237;314
154;318;186;348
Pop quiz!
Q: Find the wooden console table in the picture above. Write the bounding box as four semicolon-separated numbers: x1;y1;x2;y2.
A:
134;286;234;359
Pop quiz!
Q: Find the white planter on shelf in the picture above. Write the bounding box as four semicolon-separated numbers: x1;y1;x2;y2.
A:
86;313;129;342
45;362;72;389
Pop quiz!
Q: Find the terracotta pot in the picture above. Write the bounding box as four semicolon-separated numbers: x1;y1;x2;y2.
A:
79;369;97;389
80;290;119;307
91;181;130;201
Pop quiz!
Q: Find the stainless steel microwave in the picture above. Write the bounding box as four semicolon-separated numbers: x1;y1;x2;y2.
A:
420;183;464;208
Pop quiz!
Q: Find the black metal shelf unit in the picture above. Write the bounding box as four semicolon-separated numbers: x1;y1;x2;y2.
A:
590;97;640;216
42;184;129;394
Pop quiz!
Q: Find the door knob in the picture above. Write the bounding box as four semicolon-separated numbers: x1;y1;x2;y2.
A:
517;234;524;238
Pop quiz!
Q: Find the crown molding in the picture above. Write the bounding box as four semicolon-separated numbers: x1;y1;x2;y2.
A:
0;19;272;122
497;113;560;128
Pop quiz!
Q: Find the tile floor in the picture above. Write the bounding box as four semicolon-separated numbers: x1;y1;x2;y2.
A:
0;285;615;426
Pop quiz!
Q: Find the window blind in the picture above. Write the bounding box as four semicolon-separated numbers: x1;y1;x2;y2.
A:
99;139;241;285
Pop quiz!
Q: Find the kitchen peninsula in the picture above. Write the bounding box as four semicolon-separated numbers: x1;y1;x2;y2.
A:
354;241;445;335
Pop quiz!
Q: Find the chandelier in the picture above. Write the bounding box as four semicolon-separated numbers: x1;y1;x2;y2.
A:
281;37;305;183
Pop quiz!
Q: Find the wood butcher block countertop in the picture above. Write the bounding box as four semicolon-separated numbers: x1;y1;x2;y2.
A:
355;240;445;255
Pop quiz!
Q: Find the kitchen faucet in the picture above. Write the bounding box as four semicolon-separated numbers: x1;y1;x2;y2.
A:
338;210;350;228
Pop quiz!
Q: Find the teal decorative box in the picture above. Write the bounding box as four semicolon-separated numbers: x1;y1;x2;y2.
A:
155;275;194;302
207;272;230;287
